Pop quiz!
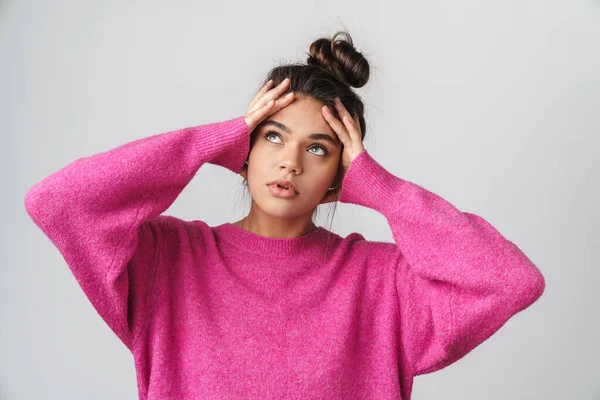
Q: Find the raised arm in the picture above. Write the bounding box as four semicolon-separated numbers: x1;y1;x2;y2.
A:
24;116;250;351
339;150;546;377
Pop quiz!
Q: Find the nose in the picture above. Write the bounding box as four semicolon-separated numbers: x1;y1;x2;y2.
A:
279;149;302;174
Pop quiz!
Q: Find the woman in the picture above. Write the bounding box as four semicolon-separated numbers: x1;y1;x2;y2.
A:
24;31;545;400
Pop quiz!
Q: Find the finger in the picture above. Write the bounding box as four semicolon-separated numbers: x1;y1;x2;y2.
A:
255;78;290;111
271;91;295;112
246;99;275;129
341;113;362;145
321;105;352;147
248;91;295;128
248;80;273;110
246;100;275;127
333;100;362;145
262;91;295;120
333;98;355;127
352;113;362;140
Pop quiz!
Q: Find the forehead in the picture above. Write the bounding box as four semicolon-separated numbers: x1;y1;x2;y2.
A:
263;96;335;137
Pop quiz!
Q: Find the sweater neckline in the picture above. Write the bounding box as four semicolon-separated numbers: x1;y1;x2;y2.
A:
212;222;333;258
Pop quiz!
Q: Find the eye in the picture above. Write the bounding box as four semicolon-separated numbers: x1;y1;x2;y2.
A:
263;131;329;156
264;131;281;143
308;145;327;156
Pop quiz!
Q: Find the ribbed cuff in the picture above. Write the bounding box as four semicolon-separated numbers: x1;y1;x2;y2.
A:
190;115;250;174
338;150;408;217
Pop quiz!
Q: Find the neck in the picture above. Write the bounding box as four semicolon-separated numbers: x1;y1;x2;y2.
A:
234;216;317;238
234;213;317;239
215;221;333;259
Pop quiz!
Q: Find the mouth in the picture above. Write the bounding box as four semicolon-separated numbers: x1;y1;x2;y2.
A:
267;179;299;194
268;184;299;198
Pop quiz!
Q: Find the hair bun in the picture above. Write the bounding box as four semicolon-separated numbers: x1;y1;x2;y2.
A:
306;31;370;88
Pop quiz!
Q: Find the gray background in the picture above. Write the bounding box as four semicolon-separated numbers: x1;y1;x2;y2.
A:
2;0;599;399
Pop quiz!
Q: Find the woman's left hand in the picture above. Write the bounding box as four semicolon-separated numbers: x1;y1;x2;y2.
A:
319;97;365;204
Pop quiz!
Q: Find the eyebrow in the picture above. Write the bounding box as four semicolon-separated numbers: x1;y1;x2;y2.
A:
260;120;340;147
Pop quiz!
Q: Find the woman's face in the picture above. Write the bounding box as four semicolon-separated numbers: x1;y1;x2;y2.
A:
245;95;342;219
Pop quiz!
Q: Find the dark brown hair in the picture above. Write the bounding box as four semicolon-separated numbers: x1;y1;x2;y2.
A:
240;31;372;257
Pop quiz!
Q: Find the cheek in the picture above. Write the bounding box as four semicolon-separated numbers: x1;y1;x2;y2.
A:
308;162;340;190
247;142;267;165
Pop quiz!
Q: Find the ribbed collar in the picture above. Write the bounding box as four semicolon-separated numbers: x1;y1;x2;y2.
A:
212;222;337;258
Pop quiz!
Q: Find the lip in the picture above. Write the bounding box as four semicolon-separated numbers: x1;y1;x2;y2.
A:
268;184;298;199
267;178;299;194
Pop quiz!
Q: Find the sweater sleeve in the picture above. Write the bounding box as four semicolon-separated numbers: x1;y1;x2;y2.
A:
24;115;250;352
338;150;546;377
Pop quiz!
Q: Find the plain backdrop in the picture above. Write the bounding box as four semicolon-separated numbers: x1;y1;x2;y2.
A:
2;0;599;399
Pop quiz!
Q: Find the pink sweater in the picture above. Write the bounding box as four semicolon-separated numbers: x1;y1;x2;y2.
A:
24;115;545;399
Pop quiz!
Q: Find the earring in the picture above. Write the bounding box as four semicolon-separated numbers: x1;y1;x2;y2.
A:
328;185;338;191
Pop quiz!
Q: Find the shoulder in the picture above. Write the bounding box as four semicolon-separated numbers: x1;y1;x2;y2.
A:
137;215;213;247
336;230;402;264
136;215;219;268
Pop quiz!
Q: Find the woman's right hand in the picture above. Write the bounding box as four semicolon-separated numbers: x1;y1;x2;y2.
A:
240;78;295;179
244;78;295;134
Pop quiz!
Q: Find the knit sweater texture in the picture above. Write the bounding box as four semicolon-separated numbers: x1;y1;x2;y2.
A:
24;115;546;400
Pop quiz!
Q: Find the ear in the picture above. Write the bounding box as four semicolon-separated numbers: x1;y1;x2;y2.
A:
239;161;248;180
318;188;339;205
